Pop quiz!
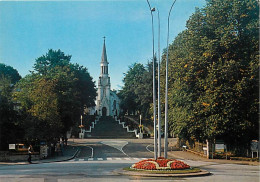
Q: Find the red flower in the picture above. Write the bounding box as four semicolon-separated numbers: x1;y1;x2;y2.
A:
134;161;156;170
170;161;190;169
132;158;190;170
158;157;165;159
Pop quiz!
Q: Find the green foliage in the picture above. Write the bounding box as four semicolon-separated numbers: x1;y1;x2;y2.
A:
14;49;96;140
0;76;13;100
0;63;21;84
0;63;21;99
0;64;22;150
33;49;71;75
160;0;259;146
14;76;62;140
0;95;22;150
119;61;155;118
119;63;145;114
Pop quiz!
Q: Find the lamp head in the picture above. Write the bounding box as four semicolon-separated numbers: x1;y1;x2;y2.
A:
151;7;156;12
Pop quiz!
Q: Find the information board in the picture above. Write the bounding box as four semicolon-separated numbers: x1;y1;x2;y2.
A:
9;144;15;150
215;144;225;153
251;140;258;152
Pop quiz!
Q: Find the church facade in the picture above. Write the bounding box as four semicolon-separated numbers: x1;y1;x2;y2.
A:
95;39;120;116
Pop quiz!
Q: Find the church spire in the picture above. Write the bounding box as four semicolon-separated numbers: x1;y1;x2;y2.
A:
100;37;109;76
101;36;108;63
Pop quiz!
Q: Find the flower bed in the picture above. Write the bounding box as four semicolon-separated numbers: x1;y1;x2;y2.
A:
131;157;190;170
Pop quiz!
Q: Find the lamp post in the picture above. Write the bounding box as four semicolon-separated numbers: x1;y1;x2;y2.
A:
79;115;84;139
139;114;142;133
146;0;157;160
157;8;161;158
164;0;177;159
80;115;83;134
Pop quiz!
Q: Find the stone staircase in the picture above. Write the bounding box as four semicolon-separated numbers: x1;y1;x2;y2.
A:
85;116;136;138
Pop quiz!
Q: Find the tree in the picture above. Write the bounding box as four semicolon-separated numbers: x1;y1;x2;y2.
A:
119;63;146;115
33;49;71;75
14;75;62;140
160;0;259;151
0;63;21;84
119;60;156;119
0;95;22;150
14;49;96;140
135;61;155;118
33;49;96;135
0;64;22;150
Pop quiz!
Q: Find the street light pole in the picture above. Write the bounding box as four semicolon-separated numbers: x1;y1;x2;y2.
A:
146;0;157;160
157;8;161;158
80;115;83;134
164;0;177;159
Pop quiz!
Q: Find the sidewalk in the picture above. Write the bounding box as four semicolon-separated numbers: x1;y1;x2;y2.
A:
0;145;79;165
168;150;259;166
166;137;259;166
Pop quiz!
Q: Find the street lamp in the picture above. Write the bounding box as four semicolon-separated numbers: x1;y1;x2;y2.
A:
146;0;158;160
157;8;161;158
164;0;177;159
79;115;84;139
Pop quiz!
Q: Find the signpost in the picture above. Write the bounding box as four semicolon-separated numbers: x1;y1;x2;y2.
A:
250;140;259;158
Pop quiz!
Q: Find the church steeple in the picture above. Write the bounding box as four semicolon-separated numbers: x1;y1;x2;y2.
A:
100;37;109;75
101;37;108;64
96;37;119;117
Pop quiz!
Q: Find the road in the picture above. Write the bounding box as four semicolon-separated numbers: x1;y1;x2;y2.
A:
0;138;259;182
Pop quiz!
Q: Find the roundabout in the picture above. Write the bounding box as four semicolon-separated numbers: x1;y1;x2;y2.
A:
117;157;211;177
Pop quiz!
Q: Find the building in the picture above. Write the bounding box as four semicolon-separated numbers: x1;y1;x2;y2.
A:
94;38;120;116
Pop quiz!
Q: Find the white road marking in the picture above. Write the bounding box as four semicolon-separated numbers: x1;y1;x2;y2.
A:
101;141;129;157
73;143;94;158
146;144;154;153
66;157;149;163
85;146;94;158
0;178;44;182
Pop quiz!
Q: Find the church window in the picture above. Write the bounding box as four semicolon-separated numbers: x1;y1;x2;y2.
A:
103;89;106;98
113;100;116;110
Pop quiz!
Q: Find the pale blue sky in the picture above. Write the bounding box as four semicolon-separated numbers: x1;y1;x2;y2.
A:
0;0;206;90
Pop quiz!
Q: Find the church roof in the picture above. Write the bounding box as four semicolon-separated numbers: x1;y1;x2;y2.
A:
101;38;108;64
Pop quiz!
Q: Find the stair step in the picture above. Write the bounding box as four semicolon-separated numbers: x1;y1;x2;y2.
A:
85;116;136;139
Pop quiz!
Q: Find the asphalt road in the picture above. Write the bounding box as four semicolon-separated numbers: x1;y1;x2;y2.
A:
0;138;259;182
74;139;154;159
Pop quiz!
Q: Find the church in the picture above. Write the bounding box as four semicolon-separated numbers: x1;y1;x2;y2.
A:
87;38;120;116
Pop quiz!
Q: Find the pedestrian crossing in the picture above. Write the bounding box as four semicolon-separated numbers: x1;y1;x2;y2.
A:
69;157;148;162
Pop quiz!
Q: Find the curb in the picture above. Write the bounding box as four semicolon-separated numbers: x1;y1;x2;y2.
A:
168;152;260;166
0;147;80;165
115;169;211;177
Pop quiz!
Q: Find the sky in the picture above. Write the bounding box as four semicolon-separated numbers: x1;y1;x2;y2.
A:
0;0;206;90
